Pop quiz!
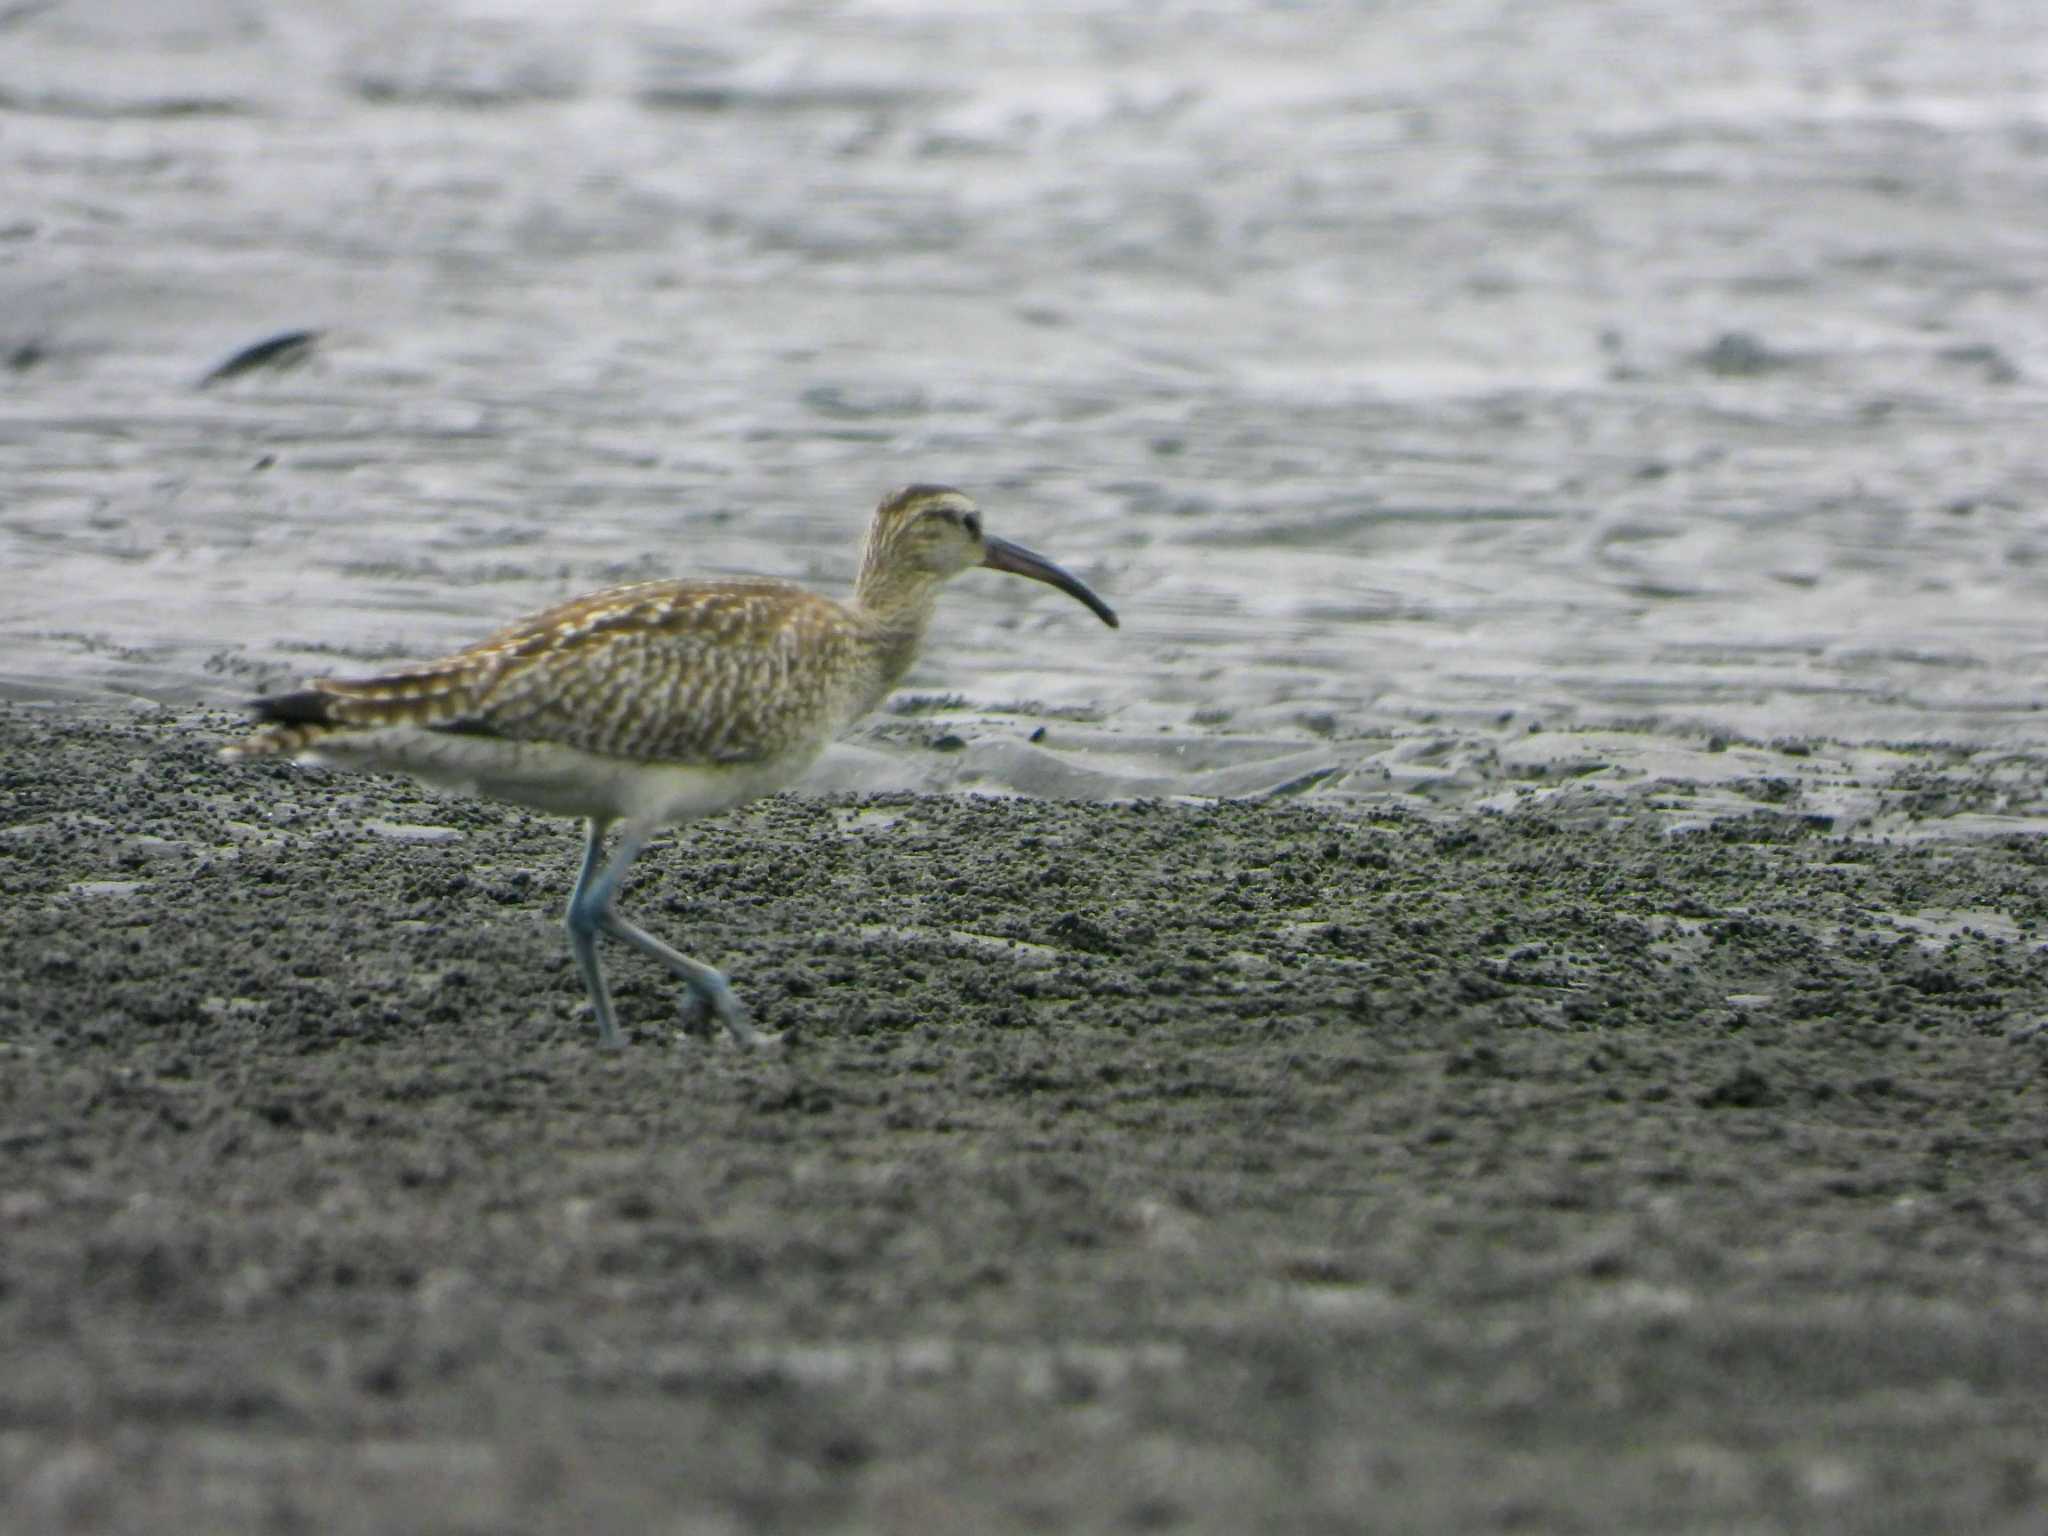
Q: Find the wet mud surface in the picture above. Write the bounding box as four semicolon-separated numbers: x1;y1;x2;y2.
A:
4;707;2046;1532
8;3;2048;1528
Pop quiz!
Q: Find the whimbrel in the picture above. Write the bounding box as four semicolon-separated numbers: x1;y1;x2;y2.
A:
225;485;1118;1047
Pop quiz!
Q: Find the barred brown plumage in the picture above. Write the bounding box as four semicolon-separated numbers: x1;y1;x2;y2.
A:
224;485;1118;1048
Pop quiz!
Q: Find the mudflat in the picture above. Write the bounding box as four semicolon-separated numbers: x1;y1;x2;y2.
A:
2;705;2044;1532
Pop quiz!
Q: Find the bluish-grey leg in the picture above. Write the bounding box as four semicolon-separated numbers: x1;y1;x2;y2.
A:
602;912;778;1049
566;821;775;1049
565;817;625;1048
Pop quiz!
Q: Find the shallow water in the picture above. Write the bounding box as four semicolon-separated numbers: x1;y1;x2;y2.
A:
6;0;2048;801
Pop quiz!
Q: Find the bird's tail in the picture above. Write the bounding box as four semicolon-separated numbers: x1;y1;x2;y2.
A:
222;661;495;760
220;688;351;760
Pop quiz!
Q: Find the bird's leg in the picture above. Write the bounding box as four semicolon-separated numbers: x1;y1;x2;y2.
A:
602;912;778;1050
567;819;776;1050
565;817;627;1048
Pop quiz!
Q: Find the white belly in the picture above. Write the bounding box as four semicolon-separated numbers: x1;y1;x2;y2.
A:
300;727;815;827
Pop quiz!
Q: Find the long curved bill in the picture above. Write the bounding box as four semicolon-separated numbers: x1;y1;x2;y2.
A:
981;536;1120;628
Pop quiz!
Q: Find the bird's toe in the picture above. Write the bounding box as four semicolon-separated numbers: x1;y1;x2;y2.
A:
677;987;721;1039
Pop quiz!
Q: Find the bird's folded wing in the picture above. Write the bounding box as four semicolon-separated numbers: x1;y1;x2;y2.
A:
312;580;869;764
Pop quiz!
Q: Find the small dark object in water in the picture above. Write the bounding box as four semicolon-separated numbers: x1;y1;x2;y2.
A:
1694;330;1789;377
199;328;321;387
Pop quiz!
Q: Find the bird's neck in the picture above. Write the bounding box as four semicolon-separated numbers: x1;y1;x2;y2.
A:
851;571;941;699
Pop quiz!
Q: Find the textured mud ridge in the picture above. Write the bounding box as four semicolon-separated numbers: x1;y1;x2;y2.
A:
3;708;2047;1533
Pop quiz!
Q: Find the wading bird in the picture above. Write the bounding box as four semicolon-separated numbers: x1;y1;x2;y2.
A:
226;485;1118;1047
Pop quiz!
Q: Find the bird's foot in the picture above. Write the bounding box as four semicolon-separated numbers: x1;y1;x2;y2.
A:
678;979;783;1051
717;998;784;1052
677;985;720;1041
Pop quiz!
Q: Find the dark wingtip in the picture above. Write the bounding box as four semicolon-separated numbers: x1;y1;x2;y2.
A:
248;688;337;726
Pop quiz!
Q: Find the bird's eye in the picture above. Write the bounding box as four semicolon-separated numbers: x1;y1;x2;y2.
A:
961;511;982;540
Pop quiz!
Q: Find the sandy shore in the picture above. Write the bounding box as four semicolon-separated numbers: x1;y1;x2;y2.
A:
3;705;2046;1532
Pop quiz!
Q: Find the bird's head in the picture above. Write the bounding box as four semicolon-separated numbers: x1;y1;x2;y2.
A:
857;484;1119;627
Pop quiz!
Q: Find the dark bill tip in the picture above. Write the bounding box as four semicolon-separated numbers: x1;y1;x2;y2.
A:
981;536;1119;628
